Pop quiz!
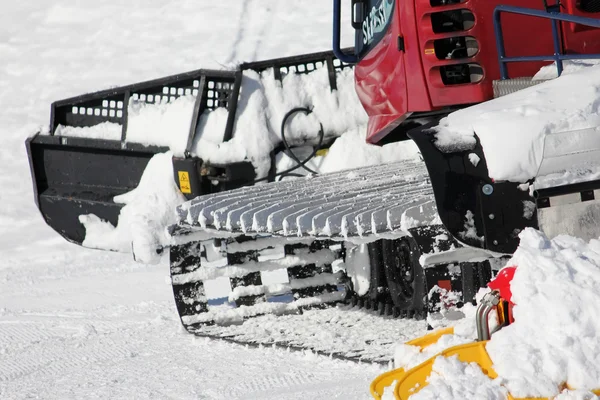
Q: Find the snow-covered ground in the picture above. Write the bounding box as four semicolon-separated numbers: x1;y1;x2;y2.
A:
0;1;390;398
7;1;600;399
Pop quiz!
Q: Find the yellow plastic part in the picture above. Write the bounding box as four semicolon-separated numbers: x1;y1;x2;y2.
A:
369;327;454;399
405;327;455;349
372;336;600;400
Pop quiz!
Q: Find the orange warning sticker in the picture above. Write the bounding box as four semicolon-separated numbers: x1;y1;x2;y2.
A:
178;171;191;194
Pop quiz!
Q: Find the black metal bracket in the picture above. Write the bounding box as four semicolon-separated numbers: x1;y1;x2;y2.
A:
409;122;538;254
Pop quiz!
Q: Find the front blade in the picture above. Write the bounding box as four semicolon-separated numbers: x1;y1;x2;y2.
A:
535;127;600;241
536;126;600;188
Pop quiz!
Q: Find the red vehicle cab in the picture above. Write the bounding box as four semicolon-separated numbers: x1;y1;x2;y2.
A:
340;0;600;144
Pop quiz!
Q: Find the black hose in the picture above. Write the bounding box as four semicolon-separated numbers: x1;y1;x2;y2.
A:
252;107;324;184
280;107;323;175
276;172;305;181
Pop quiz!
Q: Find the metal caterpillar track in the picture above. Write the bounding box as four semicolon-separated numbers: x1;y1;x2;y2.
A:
171;159;435;241
167;159;496;363
169;236;435;364
170;238;347;326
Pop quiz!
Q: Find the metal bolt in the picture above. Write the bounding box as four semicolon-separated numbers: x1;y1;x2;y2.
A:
489;214;495;220
482;184;494;195
493;240;498;245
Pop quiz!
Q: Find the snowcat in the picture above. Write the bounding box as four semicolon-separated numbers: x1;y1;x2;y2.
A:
26;0;600;363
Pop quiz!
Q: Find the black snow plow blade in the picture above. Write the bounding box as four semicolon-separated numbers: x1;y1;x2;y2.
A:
26;50;353;245
26;67;239;245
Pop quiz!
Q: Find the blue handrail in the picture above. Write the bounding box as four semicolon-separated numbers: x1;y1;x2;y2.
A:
333;0;360;64
494;5;600;79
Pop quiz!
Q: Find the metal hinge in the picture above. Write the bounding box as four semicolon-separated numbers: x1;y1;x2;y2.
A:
397;36;405;52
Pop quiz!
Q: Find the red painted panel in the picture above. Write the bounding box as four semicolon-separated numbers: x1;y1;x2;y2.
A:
355;4;410;143
415;0;558;108
355;0;600;144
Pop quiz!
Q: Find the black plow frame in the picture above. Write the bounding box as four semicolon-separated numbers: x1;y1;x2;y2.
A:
27;49;353;245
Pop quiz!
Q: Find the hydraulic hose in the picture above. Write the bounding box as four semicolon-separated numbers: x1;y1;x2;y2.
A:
253;107;324;183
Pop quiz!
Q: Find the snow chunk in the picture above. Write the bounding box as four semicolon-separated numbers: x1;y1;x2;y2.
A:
522;200;536;220
486;228;600;397
468;153;480;167
319;128;421;173
394;334;472;372
344;244;370;296
458;210;483;243
409;356;507;400
80;152;186;263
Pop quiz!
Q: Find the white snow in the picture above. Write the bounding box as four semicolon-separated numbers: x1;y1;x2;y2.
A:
486;229;600;397
319;128;422;173
408;356;507;400
55;121;122;140
126;95;197;154
554;390;599;400
394;300;485;371
459;210;483;243
436;63;600;183
534;59;600;80
468;153;480;167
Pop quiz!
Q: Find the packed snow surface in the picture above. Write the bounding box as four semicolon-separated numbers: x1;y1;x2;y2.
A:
436;63;600;183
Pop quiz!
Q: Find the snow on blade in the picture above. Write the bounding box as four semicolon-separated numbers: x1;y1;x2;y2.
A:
125;94;197;154
436;64;600;183
190;66;370;179
55;121;122;140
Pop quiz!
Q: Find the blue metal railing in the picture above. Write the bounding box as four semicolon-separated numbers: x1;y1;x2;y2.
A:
333;0;360;64
494;5;600;79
